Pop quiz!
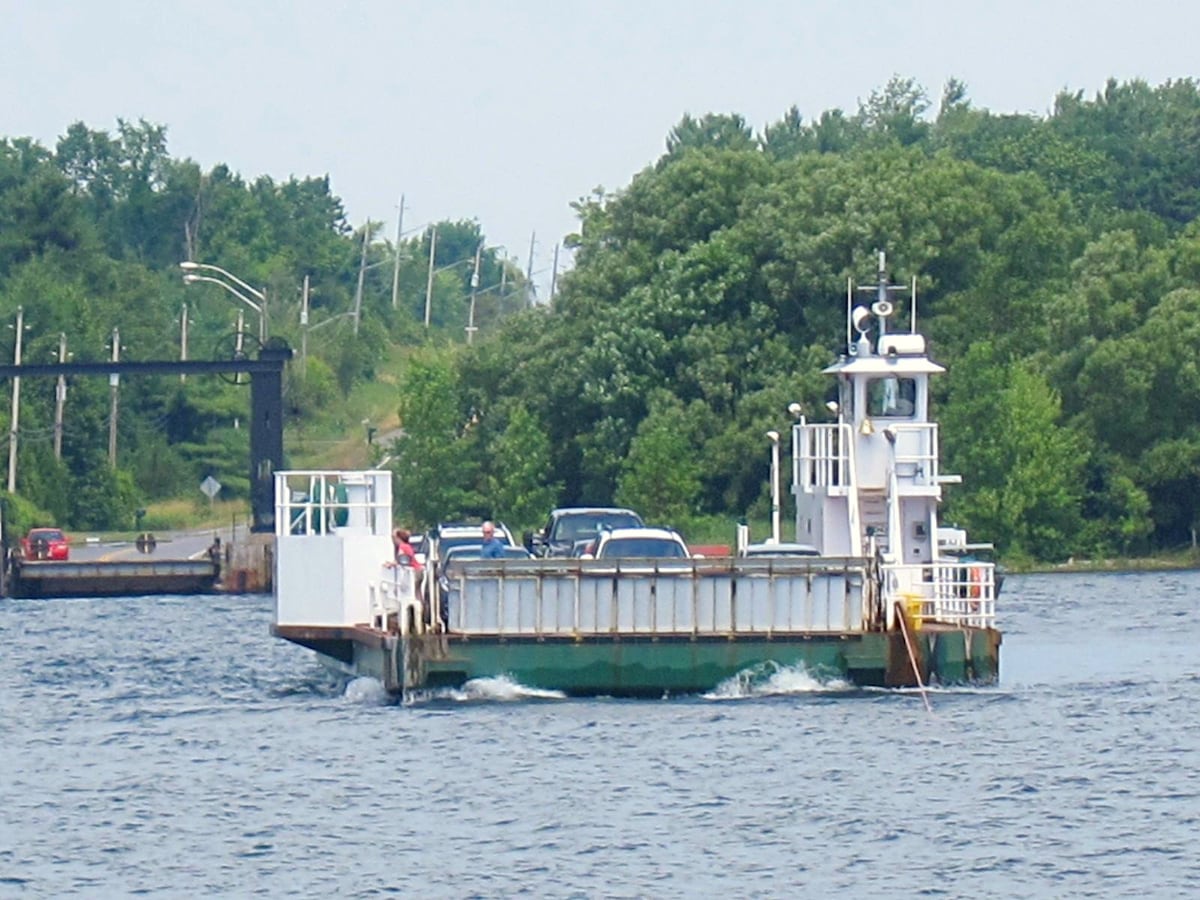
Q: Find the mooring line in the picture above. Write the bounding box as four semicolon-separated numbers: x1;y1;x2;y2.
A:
896;602;933;715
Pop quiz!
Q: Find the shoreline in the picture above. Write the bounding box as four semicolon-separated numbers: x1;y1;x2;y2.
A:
1012;554;1200;575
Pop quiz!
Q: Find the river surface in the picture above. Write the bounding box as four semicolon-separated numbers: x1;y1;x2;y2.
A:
1;570;1198;898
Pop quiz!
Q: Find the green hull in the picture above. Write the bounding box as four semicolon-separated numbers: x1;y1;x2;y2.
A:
404;626;1000;697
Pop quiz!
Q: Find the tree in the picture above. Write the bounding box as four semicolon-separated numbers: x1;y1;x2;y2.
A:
940;342;1085;561
484;404;561;532
390;351;482;526
615;395;702;524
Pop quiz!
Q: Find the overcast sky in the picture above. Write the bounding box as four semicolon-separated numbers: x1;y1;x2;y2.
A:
4;1;1198;293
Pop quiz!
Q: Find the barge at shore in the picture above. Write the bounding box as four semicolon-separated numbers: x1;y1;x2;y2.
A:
272;255;1000;696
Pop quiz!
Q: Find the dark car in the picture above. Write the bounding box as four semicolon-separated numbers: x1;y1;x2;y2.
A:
525;507;644;558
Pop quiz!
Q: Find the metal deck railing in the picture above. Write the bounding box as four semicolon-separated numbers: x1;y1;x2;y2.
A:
882;560;997;629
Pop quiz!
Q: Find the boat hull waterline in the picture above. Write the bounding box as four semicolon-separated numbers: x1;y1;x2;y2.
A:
273;622;1000;697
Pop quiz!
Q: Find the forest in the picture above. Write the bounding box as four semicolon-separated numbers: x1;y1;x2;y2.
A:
2;76;1199;563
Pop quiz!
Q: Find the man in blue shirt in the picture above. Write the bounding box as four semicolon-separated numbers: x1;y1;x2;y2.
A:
480;521;507;559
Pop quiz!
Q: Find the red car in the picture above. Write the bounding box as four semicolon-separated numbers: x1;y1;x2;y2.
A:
21;527;70;561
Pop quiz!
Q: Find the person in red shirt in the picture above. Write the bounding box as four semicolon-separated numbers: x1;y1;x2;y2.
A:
392;528;423;572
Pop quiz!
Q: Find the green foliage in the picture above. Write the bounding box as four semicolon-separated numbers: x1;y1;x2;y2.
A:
69;465;140;531
3;78;1200;554
483;403;561;532
615;394;702;524
390;351;483;527
1;492;56;546
285;356;339;418
941;343;1085;560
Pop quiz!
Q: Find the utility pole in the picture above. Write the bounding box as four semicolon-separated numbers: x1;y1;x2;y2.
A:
424;225;437;328
54;333;67;461
549;241;560;307
526;230;536;304
7;306;24;493
391;194;405;310
235;310;245;386
300;274;310;380
466;241;483;344
353;222;369;336
108;327;120;468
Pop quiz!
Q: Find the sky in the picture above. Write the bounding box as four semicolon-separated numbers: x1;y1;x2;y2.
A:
4;0;1198;296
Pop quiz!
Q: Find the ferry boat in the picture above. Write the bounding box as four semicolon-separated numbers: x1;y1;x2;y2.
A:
272;254;1000;697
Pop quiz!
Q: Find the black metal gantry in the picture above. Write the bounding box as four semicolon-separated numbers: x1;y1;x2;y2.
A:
0;344;292;533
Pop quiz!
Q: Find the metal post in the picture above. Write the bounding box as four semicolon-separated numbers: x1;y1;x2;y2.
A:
300;274;310;380
772;429;782;542
391;194;404;310
235;309;246;386
180;302;188;382
54;333;67;460
353;223;369;336
549;241;560;307
526;230;536;303
467;241;482;344
424;226;437;328
249;344;292;533
108;327;120;468
7;306;24;493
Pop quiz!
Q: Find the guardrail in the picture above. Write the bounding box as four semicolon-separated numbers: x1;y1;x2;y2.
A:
274;470;393;538
882;560;996;629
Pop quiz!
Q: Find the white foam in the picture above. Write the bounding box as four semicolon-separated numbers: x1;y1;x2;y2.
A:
342;676;391;705
451;674;567;702
704;661;852;700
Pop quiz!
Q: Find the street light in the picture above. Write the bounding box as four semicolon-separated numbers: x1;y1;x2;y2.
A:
179;262;268;342
766;430;781;545
181;273;265;342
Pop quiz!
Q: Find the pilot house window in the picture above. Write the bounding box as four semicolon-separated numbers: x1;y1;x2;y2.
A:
867;377;916;417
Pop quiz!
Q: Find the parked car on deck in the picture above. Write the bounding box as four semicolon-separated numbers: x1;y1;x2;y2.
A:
424;521;517;559
585;526;691;560
21;527;70;561
437;543;533;591
738;541;820;558
525;507;644;558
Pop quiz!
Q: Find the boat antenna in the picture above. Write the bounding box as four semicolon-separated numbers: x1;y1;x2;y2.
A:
910;275;917;334
876;251;889;339
846;276;853;350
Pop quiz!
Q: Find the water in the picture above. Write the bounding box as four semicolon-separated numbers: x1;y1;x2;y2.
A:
2;571;1198;897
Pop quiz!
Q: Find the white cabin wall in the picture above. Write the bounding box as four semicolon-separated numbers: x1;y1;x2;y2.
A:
897;498;936;564
276;532;393;626
796;490;853;556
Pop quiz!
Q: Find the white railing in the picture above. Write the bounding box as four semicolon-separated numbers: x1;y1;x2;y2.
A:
274;470;393;538
796;423;852;492
797;422;942;491
797;422;863;557
885;422;941;487
882;560;996;629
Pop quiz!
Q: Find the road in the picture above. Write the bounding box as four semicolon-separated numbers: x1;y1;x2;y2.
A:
70;530;224;563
